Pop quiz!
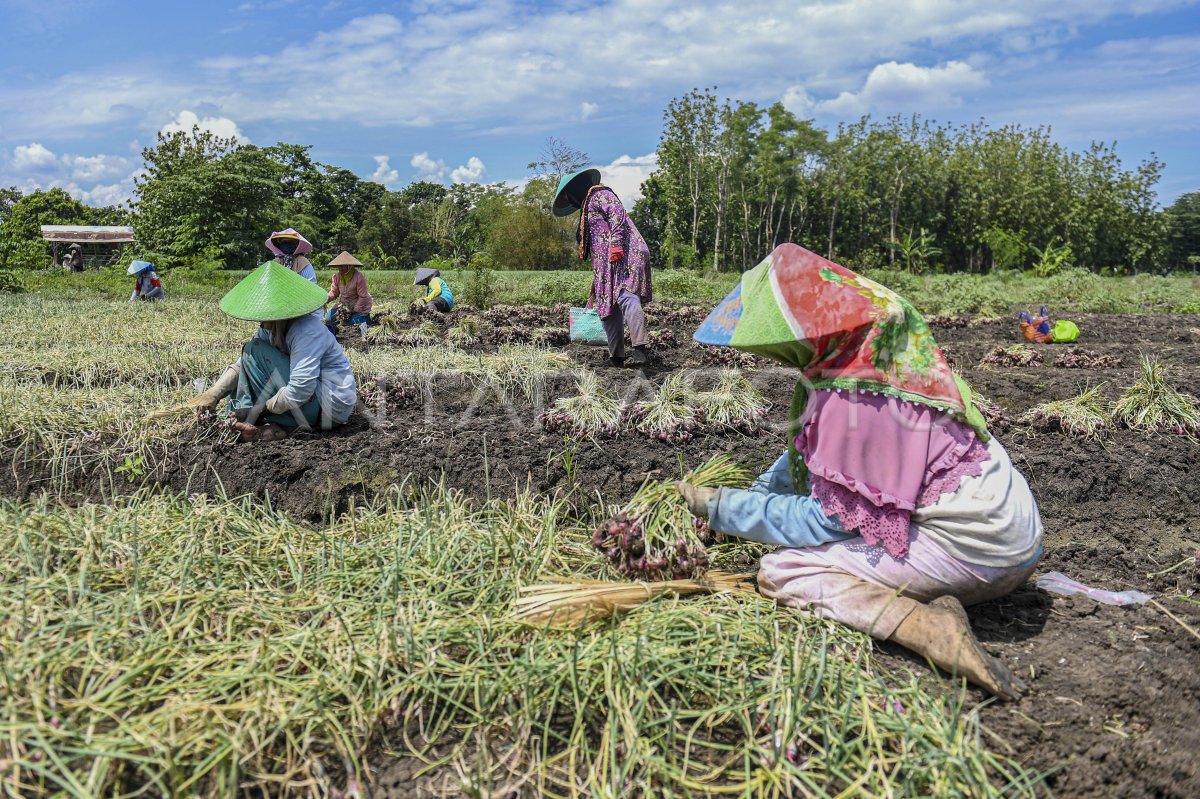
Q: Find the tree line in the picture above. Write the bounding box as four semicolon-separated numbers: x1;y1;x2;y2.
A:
1;92;1197;275
633;88;1197;275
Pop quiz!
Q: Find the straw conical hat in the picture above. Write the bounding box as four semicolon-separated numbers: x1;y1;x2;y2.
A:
329;251;363;268
127;259;154;275
220;261;328;321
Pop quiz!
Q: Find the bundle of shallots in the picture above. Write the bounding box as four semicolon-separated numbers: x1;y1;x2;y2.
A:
592;456;751;581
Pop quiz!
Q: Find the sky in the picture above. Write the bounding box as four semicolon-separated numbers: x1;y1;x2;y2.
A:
1;0;1198;210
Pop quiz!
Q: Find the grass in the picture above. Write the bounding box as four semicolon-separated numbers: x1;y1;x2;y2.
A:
0;489;1045;798
18;262;1200;315
1112;356;1200;435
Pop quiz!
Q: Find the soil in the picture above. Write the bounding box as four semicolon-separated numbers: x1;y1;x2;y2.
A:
7;309;1200;798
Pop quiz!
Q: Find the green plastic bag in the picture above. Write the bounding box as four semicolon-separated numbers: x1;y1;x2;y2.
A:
1051;319;1080;343
569;307;608;345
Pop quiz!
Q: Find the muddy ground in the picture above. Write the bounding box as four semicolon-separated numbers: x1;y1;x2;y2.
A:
9;309;1200;797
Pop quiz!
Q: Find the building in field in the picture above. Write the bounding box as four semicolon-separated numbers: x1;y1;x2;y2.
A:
40;225;136;270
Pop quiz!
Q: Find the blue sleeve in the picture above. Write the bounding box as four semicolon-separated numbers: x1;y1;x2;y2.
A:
748;451;795;495
299;263;317;284
708;486;852;549
281;322;325;406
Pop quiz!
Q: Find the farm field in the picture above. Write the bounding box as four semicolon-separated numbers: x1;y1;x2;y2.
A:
1;290;1198;798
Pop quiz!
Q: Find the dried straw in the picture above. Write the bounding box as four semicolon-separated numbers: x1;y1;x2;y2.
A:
514;570;756;626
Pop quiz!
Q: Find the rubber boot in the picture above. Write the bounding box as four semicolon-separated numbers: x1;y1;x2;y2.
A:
889;595;1026;700
626;345;649;367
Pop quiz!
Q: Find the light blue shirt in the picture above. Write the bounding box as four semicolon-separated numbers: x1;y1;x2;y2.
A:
254;314;356;426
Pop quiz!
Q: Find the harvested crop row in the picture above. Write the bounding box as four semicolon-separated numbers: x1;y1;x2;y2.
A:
0;489;1040;798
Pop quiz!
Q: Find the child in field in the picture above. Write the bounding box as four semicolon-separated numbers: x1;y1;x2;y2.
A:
678;243;1042;700
412;267;455;313
128;260;165;302
194;261;357;442
324;251;373;337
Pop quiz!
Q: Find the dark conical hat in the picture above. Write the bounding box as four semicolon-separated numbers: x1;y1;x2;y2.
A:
219;261;328;321
414;267;440;285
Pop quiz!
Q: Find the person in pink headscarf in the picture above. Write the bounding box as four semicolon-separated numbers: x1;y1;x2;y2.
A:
679;243;1042;700
265;228;316;283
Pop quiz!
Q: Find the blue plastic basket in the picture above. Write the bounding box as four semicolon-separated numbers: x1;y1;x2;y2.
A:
568;307;608;345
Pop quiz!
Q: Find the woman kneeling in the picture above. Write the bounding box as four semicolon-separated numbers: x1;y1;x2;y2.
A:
679;243;1041;700
195;261;358;442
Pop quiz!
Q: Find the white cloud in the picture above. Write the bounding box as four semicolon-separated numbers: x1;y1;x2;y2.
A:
160;110;248;143
814;61;989;116
12;143;58;172
411;151;487;184
371;155;400;187
449;156;485;184
598;152;658;204
581;102;599;120
410;151;446;181
64;153;132;183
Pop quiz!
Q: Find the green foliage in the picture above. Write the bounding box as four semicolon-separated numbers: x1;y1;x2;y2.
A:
484;200;573;270
639;100;1168;274
1;187;93;243
982;227;1027;271
134;127;283;269
888;227;941;274
2;239;54;271
463;251;496;309
1164;192;1200;269
1031;238;1073;277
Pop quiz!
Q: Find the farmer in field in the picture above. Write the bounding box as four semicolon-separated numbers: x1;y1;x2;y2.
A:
128;260;165;302
193;261;358;442
553;168;652;367
678;243;1042;700
265;228;317;283
324;251;373;338
412;267;455;314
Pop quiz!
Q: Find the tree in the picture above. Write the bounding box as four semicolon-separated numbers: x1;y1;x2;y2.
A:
526;137;591;201
2;188;92;243
485;182;571;270
1165;192;1200;270
135;126;283;268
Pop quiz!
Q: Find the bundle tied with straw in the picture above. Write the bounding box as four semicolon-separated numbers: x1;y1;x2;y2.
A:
514;571;756;626
516;456;759;625
140;393;210;425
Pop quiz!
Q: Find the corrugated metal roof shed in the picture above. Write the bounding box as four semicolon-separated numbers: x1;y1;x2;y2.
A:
40;225;136;243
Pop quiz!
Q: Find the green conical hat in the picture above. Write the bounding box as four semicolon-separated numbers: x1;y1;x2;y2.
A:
552;168;601;217
219;261;328;321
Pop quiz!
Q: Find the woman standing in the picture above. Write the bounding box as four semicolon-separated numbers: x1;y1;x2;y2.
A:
553;168;652;366
193;261;357;442
678;243;1042;699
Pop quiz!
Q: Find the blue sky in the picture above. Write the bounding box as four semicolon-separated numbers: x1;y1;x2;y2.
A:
1;0;1197;208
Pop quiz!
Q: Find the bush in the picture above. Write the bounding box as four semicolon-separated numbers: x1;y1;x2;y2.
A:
463;253;496;310
652;270;737;305
1;239;52;271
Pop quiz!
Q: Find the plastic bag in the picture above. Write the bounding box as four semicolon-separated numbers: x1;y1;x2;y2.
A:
1036;571;1152;606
